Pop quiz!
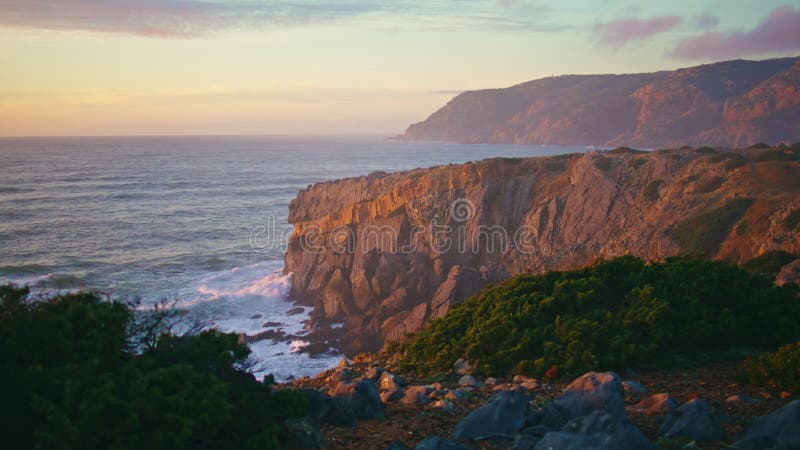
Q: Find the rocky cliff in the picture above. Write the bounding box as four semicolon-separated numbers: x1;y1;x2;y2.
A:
402;57;800;148
285;145;800;354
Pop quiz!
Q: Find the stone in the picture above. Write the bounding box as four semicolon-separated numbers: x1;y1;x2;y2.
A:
622;380;648;395
627;393;679;415
380;388;405;403
304;389;356;427
511;435;540;450
458;375;478;387
533;432;603;450
379;371;403;391
336;357;350;369
725;394;760;404
728;400;800;449
553;372;626;420
328;378;384;421
431;399;457;412
776;258;800;286
484;377;498;386
452;390;529;441
364;366;383;381
658;398;726;443
384;440;410;450
453;358;471;375
561;410;654;450
780;391;792;400
401;386;433;405
414;437;470;450
520;381;540;391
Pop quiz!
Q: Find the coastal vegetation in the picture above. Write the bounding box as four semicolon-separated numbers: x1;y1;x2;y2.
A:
0;285;307;450
393;256;800;378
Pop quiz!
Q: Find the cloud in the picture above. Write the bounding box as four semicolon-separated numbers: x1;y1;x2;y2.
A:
673;6;800;59
594;15;682;48
695;13;719;28
0;0;563;38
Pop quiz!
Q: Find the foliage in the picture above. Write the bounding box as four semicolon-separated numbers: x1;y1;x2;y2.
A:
741;251;799;278
753;147;800;162
694;146;717;154
671;198;754;255
644;180;663;202
594;156;613;171
0;286;307;450
607;147;646;155
786;208;800;231
393;256;800;378
695;176;724;194
742;341;800;393
630;158;647;168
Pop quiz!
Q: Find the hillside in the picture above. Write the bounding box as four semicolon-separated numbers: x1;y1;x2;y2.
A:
284;144;800;354
401;57;800;148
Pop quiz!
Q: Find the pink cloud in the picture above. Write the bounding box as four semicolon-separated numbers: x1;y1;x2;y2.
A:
673;6;800;59
594;15;682;48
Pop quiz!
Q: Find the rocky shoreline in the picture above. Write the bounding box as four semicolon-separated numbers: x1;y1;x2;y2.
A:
280;355;798;449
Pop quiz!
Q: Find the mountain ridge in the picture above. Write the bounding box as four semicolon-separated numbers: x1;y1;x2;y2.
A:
402;57;800;148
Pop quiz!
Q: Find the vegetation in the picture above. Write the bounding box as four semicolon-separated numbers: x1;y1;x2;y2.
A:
594;156;613;171
695;176;724;194
393;256;800;378
741;251;799;278
0;285;307;450
694;146;717;154
786;208;800;231
607;147;646;155
742;341;800;393
644;180;663;202
753;147;800;162
630;158;647;168
671;198;754;255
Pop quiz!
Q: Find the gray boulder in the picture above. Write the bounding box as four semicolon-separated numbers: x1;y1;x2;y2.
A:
561;410;654;450
459;375;479;387
728;400;800;449
283;417;326;449
401;386;434;405
622;380;648;395
658;398;726;442
533;432;604;450
305;389;356;427
554;372;626;420
452;390;529;441
415;436;471;450
627;393;679;415
328;378;384;420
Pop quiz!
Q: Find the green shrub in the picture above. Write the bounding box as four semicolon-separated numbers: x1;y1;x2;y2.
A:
394;256;800;378
742;341;800;393
753;148;800;162
695;176;725;194
644;180;663;202
741;251;799;278
671;198;754;255
594;157;613;171
695;147;717;154
630;158;647;168
749;142;771;149
607;147;646;155
0;286;307;450
787;208;800;231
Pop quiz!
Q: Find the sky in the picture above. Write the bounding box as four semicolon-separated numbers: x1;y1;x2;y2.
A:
1;0;799;137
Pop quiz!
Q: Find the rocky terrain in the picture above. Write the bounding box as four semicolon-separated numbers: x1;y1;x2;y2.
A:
401;57;800;148
284;144;800;354
285;355;799;449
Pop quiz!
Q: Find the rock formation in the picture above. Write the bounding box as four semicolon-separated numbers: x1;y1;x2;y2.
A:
285;145;800;354
401;57;800;148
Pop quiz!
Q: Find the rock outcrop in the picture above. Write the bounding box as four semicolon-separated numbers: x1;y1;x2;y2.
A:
402;57;800;148
285;145;800;353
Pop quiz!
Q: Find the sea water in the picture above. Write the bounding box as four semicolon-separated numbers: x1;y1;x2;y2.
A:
0;135;585;380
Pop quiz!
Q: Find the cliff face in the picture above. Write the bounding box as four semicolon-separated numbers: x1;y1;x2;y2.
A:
402;58;800;148
285;146;800;354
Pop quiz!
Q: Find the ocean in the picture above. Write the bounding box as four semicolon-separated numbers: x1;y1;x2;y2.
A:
0;135;585;380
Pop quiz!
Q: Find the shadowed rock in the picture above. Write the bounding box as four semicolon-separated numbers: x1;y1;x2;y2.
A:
554;372;626;420
627;393;679;415
658;398;726;443
452;390;529;441
328;378;384;421
728;400;800;449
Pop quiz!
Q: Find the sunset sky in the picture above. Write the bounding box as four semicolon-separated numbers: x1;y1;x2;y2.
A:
1;0;799;137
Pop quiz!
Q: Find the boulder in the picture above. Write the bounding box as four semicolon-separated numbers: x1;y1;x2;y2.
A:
726;394;760;405
452;390;529;441
452;358;471;375
561;410;654;450
381;388;405;403
776;258;800;286
626;393;679;415
401;386;433;405
622;381;648;395
364;366;384;381
305;389;356;427
511;435;540;450
533;432;603;450
379;371;403;391
328;378;384;420
415;437;470;450
385;440;410;450
459;375;479;387
554;372;626;420
728;400;800;449
484;377;498;386
431;399;457;412
658;398;726;442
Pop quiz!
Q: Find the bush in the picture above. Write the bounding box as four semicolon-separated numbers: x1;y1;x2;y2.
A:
0;286;307;450
393;256;800;378
694;146;717;154
671;198;754;255
741;251;799;278
787;208;800;231
742;341;800;393
594;156;613;171
644;180;663;202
